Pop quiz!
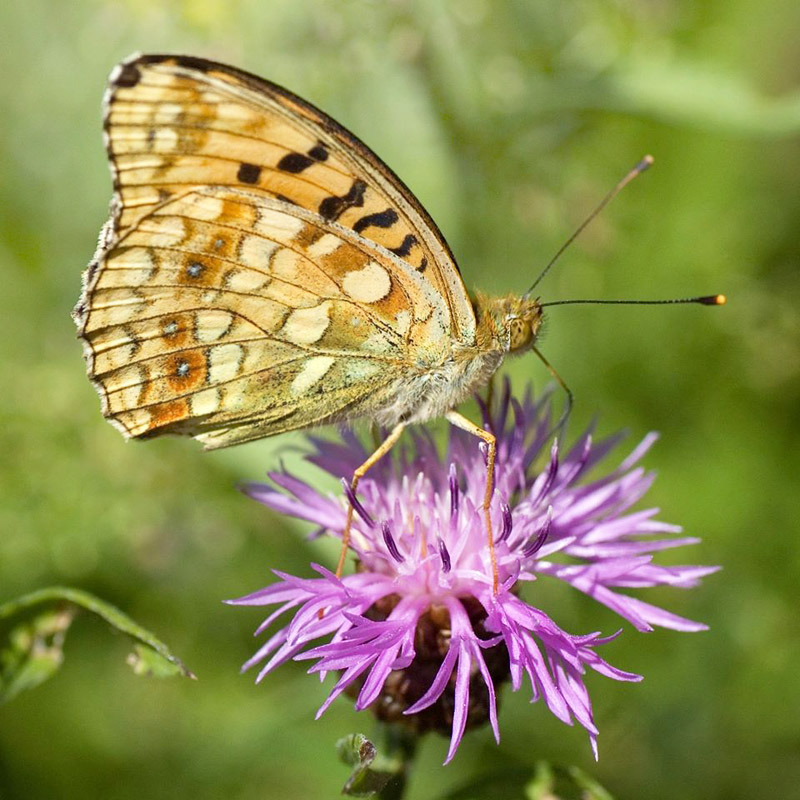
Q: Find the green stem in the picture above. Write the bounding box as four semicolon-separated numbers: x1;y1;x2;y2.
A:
0;586;194;679
338;724;420;799
374;724;419;800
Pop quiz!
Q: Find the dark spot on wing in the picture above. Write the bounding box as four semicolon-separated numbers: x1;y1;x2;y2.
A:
237;162;262;184
308;142;329;162
277;152;315;173
418;257;428;273
389;234;418;258
115;62;141;88
274;193;298;206
277;141;330;174
319;179;367;221
354;208;399;233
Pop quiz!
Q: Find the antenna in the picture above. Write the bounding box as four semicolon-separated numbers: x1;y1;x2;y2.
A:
524;155;654;298
542;295;727;308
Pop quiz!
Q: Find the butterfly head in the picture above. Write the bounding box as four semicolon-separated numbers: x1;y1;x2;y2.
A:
474;293;544;355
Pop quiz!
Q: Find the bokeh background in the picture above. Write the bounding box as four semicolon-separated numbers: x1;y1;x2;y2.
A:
1;1;798;798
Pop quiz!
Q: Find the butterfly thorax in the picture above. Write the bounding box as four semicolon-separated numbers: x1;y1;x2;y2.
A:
369;293;543;429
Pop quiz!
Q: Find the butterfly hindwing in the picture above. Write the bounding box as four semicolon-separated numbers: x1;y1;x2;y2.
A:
79;186;453;446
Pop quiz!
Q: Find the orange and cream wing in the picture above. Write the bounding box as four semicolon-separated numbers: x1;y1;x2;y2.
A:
89;53;475;342
77;185;453;448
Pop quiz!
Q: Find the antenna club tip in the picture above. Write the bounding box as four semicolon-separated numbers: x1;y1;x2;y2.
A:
637;154;655;172
699;294;726;306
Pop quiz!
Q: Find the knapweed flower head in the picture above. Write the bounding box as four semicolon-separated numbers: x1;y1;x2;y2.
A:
230;382;717;762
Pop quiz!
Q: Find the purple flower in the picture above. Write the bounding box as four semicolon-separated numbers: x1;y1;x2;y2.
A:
229;382;717;762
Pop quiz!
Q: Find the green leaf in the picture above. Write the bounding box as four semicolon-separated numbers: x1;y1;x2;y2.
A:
127;643;187;678
0;606;74;704
0;586;195;703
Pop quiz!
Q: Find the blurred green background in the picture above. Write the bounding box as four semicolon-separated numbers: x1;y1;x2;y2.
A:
1;0;798;797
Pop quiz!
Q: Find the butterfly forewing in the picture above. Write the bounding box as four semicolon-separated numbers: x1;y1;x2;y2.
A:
100;55;474;332
77;54;478;446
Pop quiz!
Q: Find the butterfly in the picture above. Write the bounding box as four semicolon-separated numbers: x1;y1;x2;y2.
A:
74;54;723;592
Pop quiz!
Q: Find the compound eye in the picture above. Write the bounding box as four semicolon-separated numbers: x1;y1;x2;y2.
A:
509;318;532;351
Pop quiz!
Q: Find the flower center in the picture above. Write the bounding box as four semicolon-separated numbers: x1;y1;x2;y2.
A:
346;595;511;736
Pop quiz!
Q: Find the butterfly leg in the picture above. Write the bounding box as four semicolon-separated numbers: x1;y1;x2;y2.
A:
445;410;499;594
335;421;407;579
532;346;573;437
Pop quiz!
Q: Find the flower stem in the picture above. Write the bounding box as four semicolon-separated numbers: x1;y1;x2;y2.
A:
338;724;419;799
374;724;418;800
